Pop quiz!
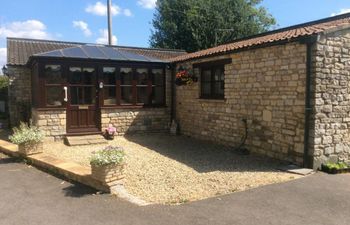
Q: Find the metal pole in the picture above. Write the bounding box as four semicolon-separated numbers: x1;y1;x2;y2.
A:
107;0;113;45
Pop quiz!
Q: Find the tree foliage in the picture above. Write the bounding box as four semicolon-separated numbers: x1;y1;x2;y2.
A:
150;0;276;52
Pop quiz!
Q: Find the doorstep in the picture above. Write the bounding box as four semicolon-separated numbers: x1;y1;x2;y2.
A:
0;139;110;192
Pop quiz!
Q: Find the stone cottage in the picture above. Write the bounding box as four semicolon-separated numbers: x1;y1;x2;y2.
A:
6;13;350;169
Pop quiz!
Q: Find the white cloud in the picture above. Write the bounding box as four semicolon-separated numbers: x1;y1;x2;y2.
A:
138;0;157;9
0;20;51;39
73;20;92;37
0;48;6;74
85;1;121;16
96;29;117;45
123;9;133;17
331;8;350;16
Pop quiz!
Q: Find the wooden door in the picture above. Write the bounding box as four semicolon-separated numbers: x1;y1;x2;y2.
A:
66;67;100;134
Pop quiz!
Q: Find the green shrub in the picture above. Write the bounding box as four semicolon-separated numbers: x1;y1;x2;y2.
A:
0;76;9;89
90;146;125;166
9;122;44;145
325;162;348;170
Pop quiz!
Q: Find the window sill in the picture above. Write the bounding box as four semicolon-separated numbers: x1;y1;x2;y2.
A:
35;107;66;111
100;105;168;109
198;98;226;103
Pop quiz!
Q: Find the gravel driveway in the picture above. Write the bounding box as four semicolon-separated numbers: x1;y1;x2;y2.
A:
44;134;301;204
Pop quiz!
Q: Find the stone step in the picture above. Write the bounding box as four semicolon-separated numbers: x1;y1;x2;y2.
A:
66;135;108;146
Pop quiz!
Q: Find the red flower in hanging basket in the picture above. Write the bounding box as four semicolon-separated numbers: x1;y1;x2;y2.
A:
175;70;197;86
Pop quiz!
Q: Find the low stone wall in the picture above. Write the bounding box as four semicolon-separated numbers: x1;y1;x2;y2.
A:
101;108;170;135
31;109;66;140
311;28;350;168
175;42;307;165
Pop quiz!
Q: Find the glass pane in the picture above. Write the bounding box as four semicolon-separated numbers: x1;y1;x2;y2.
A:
70;86;95;105
69;67;95;84
152;69;164;86
62;47;87;58
83;68;95;85
152;87;164;105
137;87;149;104
103;67;116;85
45;65;63;84
121;87;133;105
202;70;211;82
120;68;133;85
214;68;224;81
214;81;224;96
136;68;148;85
201;82;211;96
104;86;116;105
46;86;62;106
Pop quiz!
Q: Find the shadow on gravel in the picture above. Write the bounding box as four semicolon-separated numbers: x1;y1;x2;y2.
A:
62;183;98;198
125;134;288;173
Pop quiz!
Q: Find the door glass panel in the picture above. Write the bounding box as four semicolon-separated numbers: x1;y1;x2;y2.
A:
136;68;148;85
103;67;116;85
70;87;95;105
121;87;133;105
45;65;63;84
83;68;95;84
46;86;62;106
120;68;133;85
69;67;82;84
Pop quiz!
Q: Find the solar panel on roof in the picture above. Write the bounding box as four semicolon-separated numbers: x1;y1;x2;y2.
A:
62;47;88;58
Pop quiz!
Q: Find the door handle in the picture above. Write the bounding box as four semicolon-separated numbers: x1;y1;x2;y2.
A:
63;86;68;102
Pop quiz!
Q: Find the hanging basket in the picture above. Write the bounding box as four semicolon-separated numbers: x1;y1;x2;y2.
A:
175;70;198;86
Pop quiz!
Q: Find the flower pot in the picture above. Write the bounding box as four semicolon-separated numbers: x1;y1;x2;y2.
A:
18;142;43;156
91;163;125;184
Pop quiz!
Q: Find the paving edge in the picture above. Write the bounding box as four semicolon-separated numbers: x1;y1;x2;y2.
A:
0;139;150;206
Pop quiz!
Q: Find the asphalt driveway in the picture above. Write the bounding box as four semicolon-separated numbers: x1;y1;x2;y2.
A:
1;153;350;225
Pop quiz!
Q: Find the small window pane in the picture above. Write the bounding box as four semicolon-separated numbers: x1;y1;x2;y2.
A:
152;69;164;86
201;83;211;96
121;87;133;105
46;86;62;106
83;68;95;85
202;70;211;82
69;67;95;84
103;67;116;85
104;86;116;105
45;65;63;84
121;68;133;85
152;87;164;105
136;68;148;85
214;82;224;96
214;68;224;81
137;87;149;104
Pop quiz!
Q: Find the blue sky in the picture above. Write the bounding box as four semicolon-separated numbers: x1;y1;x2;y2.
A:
0;0;350;71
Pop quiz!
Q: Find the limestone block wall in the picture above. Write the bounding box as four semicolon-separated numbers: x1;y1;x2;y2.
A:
7;66;32;127
311;28;350;168
101;108;170;135
176;42;307;164
31;109;66;140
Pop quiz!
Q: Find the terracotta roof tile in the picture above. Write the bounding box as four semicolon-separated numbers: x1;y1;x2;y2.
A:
171;14;350;62
7;38;186;66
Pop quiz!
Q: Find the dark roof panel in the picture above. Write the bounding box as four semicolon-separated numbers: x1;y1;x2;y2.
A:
7;38;187;66
32;45;166;63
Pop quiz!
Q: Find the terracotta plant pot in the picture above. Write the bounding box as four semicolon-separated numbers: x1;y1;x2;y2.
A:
90;163;125;184
18;142;43;156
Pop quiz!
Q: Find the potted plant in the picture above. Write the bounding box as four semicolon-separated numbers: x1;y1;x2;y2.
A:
9;122;44;156
104;124;117;140
175;69;198;86
321;162;350;174
90;146;126;184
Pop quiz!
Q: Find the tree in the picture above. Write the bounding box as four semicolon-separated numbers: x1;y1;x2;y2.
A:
150;0;276;52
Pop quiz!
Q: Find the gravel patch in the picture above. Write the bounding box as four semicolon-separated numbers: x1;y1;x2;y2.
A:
44;134;301;204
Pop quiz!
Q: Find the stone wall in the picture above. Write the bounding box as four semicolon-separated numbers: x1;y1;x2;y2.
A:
311;28;350;168
7;66;32;127
175;42;307;164
31;109;66;141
